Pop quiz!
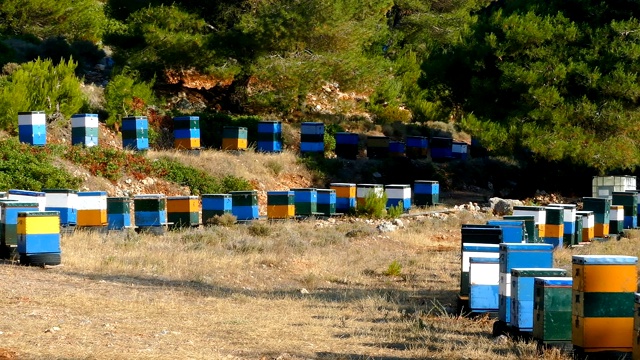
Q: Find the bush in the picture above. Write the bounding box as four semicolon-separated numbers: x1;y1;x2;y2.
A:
386;201;404;219
356;191;387;219
206;213;237;227
104;67;155;128
384;260;402;277
64;146;155;182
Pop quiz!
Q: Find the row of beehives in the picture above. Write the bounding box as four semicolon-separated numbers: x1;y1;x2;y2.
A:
460;205;640;357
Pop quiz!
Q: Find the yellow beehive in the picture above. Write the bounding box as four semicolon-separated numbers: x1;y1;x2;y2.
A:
17;213;59;234
330;184;356;198
167;197;199;213
573;316;634;350
573;263;637;293
594;223;609;238
544;224;563;238
267;205;295;219
222;138;248;150
174;138;200;150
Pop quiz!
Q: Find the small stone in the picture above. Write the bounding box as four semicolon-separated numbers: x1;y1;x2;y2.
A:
493;334;509;344
300;288;309;294
392;219;404;228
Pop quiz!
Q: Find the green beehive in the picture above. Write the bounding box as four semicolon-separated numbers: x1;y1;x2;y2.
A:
533;277;573;342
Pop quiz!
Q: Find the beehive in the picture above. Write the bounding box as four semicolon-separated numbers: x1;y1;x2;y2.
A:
71;113;99;147
384;184;411;212
366;136;390;159
469;257;500;312
612;191;638;229
291;188;318;216
17;211;60;255
486;219;526;243
299;122;324;154
18;111;46;146
461;243;500;297
201;194;232;224
498;243;554;326
548;203;576;246
222;126;248;150
510;268;568;332
533;277;573;343
266;191;295;219
452;141;469;160
330;183;356;213
257;121;282;153
334;132;359;159
513;206;547;239
414;180;439;206
543;206;564;248
388;141;405;158
173;116;200;150
430;137;453;161
503;215;538;243
167;196;199;229
356;184;383;207
107;197;131;230
0;201;39;247
8;189;46;211
633;293;640;360
592;176;636;200
610;205;625;235
121;116;149;151
582;197;611;238
625;190;640;229
316;189;336;216
572;255;637;353
134;194;167;228
43;189;78;227
230;191;259;221
405;136;428;159
77;191;107;227
460;225;502;245
576;211;595;243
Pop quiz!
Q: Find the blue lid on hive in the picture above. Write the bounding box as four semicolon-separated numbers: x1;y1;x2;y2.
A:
572;255;638;265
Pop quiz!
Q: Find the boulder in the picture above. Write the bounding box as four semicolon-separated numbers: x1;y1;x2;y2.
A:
489;197;523;216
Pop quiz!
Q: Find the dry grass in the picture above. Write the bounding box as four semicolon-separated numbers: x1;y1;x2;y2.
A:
2;212;635;359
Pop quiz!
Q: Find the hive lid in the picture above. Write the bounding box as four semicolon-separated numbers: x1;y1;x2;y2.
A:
572;255;638;265
315;189;335;193
548;203;577;209
290;188;317;191
329;183;356;187
499;243;553;251
18;111;45;115
469;257;499;264
356;184;383;187
107;197;131;201
462;243;500;252
201;194;231;198
511;268;567;277
71;113;98;118
134;194;166;199
534;277;573;286
167;196;199;200
18;211;59;217
513;205;546;211
414;180;438;184
43;189;78;194
267;191;294;195
173;116;199;120
8;189;45;197
78;191;107;196
0;202;38;207
384;184;410;188
576;210;594;215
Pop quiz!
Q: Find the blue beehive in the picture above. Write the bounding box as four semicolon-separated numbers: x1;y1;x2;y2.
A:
107;197;131;230
202;194;233;224
1;201;39;249
230;191;259;221
257;121;282;153
291;188;318;216
469;257;500;312
389;141;405;157
385;184;411;211
405;136;428;159
330;183;356;213
133;194;167;228
173;116;200;150
122;116;149;151
548;203;577;246
316;189;336;216
414;180;439;206
461;243;500;297
43;189;78;227
300;122;324;154
334;132;359;159
17;211;61;266
18;111;46;146
8;189;46;211
498;243;554;326
71;113;99;147
452;141;469;160
430;137;453;161
486;220;526;243
509;268;567;332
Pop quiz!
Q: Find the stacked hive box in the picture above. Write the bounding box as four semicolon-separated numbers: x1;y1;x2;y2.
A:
256;121;282;153
430;137;453;161
43;189;78;228
107;197;131;230
626;190;640;228
0;201;39;252
71;113;99;147
230;191;259;221
583;197;611;238
389;141;405;157
8;189;46;211
572;255;637;355
356;184;383;208
405;136;428;159
543;207;564;248
385;184;411;212
634;294;640;360
222;126;248;150
510;268;568;333
461;243;500;300
167;196;199;229
610;205;625;235
17;211;61;266
77;191;107;227
414;180;439;206
122;116;149;151
300;122;324;155
469;257;500;313
533;277;574;346
134;194;167;230
366;136;390;159
592;176;636;200
201;194;232;224
334;132;359;159
452;141;469;160
316;189;336;216
266;191;295;219
548;203;577;246
330;183;356;214
513;206;547;239
496;243;554;335
173;116;200;150
503;215;537;243
486;220;526;243
576;210;595;243
18;111;46;146
291;188;318;217
612;191;638;229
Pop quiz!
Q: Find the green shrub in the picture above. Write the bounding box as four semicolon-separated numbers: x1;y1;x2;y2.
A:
384;260;402;277
104;67;155;128
248;222;271;237
356;191;387;219
206;213;237;227
386;201;404;219
64;146;155;182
